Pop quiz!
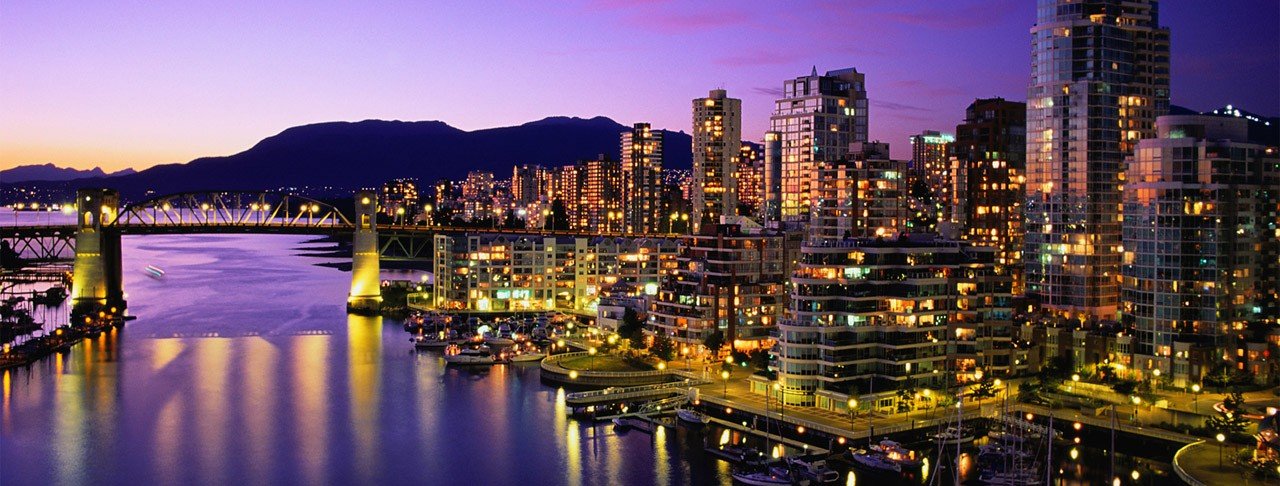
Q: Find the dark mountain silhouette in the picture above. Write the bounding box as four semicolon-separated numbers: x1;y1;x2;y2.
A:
4;116;693;201
0;163;134;183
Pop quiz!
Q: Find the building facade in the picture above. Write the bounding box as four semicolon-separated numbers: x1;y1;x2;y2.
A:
1122;115;1279;374
952;98;1027;293
908;131;954;233
620;123;664;234
807;142;908;241
770;67;868;221
692;89;741;233
1025;0;1170;320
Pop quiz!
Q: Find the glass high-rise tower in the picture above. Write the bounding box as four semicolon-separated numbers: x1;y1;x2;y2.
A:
770;67;868;221
1025;0;1170;320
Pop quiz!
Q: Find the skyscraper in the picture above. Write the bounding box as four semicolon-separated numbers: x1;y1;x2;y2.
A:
952;98;1027;292
770;67;868;221
691;89;741;233
1025;0;1170;320
908;130;954;232
1122;115;1279;376
736;142;764;217
620;123;664;234
761;131;783;223
575;156;625;233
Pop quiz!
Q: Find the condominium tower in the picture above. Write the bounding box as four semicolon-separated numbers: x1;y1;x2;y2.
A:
691;89;741;233
770;67;868;221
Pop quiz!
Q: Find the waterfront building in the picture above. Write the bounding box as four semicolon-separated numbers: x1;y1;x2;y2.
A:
379;178;419;219
1025;0;1170;320
807;142;908;241
951;98;1027;293
620;123;664;234
691;89;741;233
770;67;868;221
736;142;764;217
649;220;793;351
773;234;1013;408
907;130;954;232
431;234;677;313
1122;115;1280;379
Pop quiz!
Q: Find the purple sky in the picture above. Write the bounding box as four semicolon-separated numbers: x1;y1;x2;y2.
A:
2;0;1277;172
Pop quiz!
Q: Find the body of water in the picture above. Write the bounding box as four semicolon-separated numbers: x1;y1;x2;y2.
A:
0;227;1178;485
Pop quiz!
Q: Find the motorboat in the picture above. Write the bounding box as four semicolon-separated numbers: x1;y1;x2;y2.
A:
730;468;802;486
144;265;165;279
786;458;840;483
676;408;710;425
987;429;1040;444
413;334;451;350
848;449;902;473
870;439;922;467
710;444;769;467
443;345;496;365
510;349;545;362
977;469;1043;485
930;426;975;445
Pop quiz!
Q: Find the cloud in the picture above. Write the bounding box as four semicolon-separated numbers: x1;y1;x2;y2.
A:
871;99;932;112
752;86;784;97
885;79;967;98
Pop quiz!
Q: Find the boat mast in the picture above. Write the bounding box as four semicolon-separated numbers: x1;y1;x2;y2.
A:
1046;413;1054;485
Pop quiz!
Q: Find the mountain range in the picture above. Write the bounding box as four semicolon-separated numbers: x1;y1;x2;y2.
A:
2;117;694;201
0;164;135;183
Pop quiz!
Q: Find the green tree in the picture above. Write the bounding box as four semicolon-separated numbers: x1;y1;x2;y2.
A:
651;333;676;361
544;199;569;231
895;387;917;413
971;377;997;399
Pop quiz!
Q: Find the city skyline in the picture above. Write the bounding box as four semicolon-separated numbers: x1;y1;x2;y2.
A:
2;0;1277;173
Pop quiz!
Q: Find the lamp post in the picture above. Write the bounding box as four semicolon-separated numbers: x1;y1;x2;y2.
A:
681;346;689;371
589;346;597;372
773;382;786;428
1192;384;1202;413
1216;433;1226;468
847;398;858;431
721;370;730;398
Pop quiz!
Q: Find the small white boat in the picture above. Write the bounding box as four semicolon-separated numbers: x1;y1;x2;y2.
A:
676;408;710;425
510;352;545;362
930;426;974;445
443;345;496;365
849;449;902;473
730;469;799;486
413;335;450;350
144;265;165;279
787;458;840;484
978;469;1043;485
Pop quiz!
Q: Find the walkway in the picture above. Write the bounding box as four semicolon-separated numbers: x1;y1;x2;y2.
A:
1173;440;1258;485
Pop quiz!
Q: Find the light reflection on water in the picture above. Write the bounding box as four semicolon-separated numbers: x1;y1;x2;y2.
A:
0;234;736;485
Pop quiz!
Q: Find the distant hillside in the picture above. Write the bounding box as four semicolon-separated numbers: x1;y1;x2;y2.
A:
0;163;134;183
3;116;694;201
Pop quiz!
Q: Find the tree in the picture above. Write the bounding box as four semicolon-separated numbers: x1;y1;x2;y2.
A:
1205;362;1234;390
971;377;997;400
895;387;917;413
618;308;646;349
651;332;676;361
544;199;569;231
703;330;724;353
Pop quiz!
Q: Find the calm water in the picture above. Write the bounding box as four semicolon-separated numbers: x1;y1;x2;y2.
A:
0;217;1178;485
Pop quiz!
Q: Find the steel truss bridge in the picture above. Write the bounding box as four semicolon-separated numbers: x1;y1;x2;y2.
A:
2;190;676;263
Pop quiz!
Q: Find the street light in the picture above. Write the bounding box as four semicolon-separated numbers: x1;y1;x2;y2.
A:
589;346;597;371
1216;433;1226;468
721;370;730;398
847;398;858;431
1192;384;1202;412
681;346;690;371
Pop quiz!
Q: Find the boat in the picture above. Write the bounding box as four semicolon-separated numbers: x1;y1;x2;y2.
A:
144;265;165;279
484;323;516;347
413;334;451;350
978;469;1043;485
730;468;803;486
848;449;902;473
987;429;1040;444
443;345;496;365
786;458;840;484
870;439;922;467
676;408;710;425
510;351;545;362
930;426;974;445
709;444;769;467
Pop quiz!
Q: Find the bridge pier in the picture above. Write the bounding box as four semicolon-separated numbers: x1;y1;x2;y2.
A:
347;191;381;313
71;188;126;320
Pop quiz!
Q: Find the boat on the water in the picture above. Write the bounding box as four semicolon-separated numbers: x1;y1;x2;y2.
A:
443;345;496;365
144;265;165;279
709;444;769;467
730;468;804;486
413;335;451;350
978;469;1043;485
510;351;545;362
786;458;839;483
848;449;902;473
676;408;710;425
930;426;975;445
870;439;922;467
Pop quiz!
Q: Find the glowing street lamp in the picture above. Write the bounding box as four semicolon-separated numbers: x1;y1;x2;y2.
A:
847;398;858;430
721;370;730;398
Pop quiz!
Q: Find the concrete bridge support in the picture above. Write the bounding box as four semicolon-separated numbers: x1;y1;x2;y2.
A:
347;191;381;312
71;188;125;319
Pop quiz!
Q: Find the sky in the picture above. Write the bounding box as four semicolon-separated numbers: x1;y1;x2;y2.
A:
1;0;1277;172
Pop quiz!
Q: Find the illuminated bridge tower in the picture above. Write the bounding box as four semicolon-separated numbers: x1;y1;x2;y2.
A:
348;191;382;312
71;188;125;319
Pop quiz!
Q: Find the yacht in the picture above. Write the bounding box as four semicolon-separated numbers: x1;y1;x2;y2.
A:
849;449;902;473
930;426;975;445
978;469;1043;485
413;333;451;350
786;458;840;483
676;408;710;425
509;343;546;362
485;322;516;347
870;439;922;467
443;345;496;365
730;468;803;486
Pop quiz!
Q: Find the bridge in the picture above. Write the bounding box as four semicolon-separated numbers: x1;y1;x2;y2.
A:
2;188;676;320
